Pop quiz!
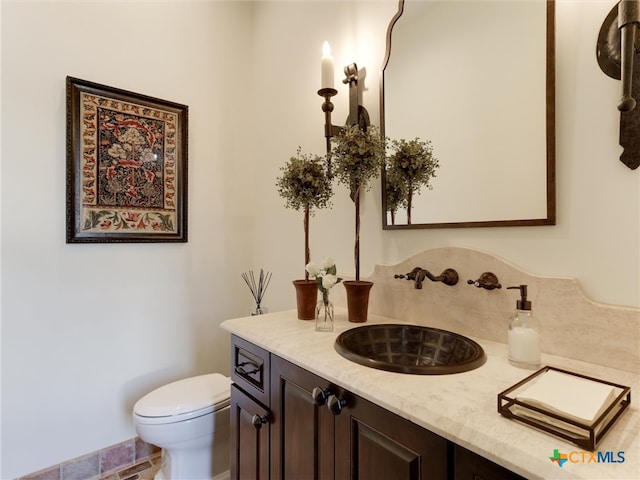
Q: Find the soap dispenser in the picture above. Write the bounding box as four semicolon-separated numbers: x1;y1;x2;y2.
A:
507;285;540;369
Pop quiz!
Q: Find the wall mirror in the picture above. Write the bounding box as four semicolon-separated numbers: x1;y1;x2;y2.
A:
381;0;555;229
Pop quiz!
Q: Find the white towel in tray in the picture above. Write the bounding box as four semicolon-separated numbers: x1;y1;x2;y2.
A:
514;369;617;426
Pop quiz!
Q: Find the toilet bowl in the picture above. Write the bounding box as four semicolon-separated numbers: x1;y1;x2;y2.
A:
133;373;231;480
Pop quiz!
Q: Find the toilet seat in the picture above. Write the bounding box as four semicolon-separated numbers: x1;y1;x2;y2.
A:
134;373;231;425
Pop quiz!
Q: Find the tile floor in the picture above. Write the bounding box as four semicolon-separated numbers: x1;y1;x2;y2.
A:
19;439;161;480
99;453;161;480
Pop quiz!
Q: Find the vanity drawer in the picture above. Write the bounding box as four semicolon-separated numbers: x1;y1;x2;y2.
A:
231;335;270;405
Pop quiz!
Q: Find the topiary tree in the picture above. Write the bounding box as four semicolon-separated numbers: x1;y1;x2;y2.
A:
384;170;408;226
387;137;439;225
331;125;386;281
276;148;333;280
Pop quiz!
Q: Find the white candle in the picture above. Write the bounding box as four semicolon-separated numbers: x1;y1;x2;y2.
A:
321;41;334;89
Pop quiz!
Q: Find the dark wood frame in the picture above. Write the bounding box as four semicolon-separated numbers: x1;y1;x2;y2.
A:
380;0;556;229
66;77;188;243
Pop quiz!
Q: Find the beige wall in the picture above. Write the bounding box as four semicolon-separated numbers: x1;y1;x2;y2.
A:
1;1;256;477
1;1;638;478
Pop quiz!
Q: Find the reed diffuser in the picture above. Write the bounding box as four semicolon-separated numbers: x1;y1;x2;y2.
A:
241;269;272;315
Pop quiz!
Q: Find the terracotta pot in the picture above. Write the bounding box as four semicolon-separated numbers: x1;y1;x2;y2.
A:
293;279;318;320
343;280;373;323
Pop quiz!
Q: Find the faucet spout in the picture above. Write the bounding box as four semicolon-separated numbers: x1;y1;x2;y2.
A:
413;268;428;289
394;267;459;289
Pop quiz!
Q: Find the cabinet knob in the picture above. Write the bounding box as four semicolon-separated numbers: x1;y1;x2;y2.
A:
311;387;331;406
327;394;346;415
251;414;268;430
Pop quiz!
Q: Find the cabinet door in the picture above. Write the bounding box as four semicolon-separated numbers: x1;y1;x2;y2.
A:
230;384;270;480
270;355;335;480
334;391;448;480
454;445;526;480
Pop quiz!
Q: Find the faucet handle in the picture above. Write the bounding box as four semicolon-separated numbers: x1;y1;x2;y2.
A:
467;272;502;290
394;267;421;282
394;270;422;288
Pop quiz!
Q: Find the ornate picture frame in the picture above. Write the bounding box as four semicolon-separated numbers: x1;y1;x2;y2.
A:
66;77;188;243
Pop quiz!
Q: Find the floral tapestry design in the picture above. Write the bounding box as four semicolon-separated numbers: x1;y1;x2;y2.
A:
80;92;178;233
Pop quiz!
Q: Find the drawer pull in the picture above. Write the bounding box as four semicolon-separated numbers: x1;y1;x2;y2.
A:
311;387;331;406
327;394;347;415
252;414;268;430
235;361;260;376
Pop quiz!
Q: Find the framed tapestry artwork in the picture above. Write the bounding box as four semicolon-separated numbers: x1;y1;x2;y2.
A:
66;77;188;243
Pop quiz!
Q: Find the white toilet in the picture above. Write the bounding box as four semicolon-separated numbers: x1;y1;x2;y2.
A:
133;373;231;480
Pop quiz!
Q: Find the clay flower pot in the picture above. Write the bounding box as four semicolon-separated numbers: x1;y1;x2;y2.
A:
293;279;318;320
343;280;373;323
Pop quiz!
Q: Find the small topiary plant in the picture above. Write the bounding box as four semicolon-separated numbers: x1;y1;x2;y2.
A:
387;137;439;225
331;125;386;281
276;148;333;279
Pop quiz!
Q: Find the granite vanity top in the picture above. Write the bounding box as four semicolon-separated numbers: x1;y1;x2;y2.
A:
221;309;639;480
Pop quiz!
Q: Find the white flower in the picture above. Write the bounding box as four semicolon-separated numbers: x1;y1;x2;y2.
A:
305;261;320;278
322;274;338;290
306;256;342;293
320;256;335;271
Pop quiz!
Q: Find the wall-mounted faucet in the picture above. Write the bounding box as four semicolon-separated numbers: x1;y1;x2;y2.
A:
394;267;459;289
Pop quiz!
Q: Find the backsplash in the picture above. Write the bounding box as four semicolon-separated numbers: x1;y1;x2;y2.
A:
331;247;639;373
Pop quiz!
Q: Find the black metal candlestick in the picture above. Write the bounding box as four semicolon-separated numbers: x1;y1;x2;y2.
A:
318;87;340;176
318;63;370;176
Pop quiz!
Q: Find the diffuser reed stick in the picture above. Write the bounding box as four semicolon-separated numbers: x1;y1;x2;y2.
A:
241;269;272;314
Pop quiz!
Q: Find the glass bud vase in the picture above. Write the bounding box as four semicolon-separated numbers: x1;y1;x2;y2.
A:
315;291;334;332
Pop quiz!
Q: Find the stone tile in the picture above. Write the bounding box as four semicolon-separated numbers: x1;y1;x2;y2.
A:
61;453;100;480
19;466;61;480
133;463;160;480
100;441;134;475
20;438;160;480
115;461;150;479
93;453;162;480
134;438;160;461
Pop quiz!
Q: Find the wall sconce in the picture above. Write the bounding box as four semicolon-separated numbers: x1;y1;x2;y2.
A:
597;0;640;170
317;42;370;175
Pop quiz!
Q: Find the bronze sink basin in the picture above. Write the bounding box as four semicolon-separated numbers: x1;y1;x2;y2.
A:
335;324;486;375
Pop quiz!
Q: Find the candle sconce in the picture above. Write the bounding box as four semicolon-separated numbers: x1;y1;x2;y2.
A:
318;63;370;176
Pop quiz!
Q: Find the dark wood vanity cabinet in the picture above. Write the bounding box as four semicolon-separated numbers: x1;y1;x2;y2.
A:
230;384;270;480
231;336;271;480
332;385;448;480
270;354;336;479
454;444;526;480
230;335;524;480
270;355;448;480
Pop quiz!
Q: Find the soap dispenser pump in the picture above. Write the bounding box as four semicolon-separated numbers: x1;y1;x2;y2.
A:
507;285;540;369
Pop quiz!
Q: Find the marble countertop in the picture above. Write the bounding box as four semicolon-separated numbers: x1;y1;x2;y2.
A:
221;308;639;480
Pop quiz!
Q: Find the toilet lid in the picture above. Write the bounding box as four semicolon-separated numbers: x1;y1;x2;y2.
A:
134;373;231;418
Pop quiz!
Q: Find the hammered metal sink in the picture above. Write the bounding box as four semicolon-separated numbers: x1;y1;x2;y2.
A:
335;324;486;375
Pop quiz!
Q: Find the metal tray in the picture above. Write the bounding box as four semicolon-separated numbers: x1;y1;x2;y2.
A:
498;366;631;451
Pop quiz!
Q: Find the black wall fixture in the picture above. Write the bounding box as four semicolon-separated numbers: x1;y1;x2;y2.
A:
597;0;640;170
